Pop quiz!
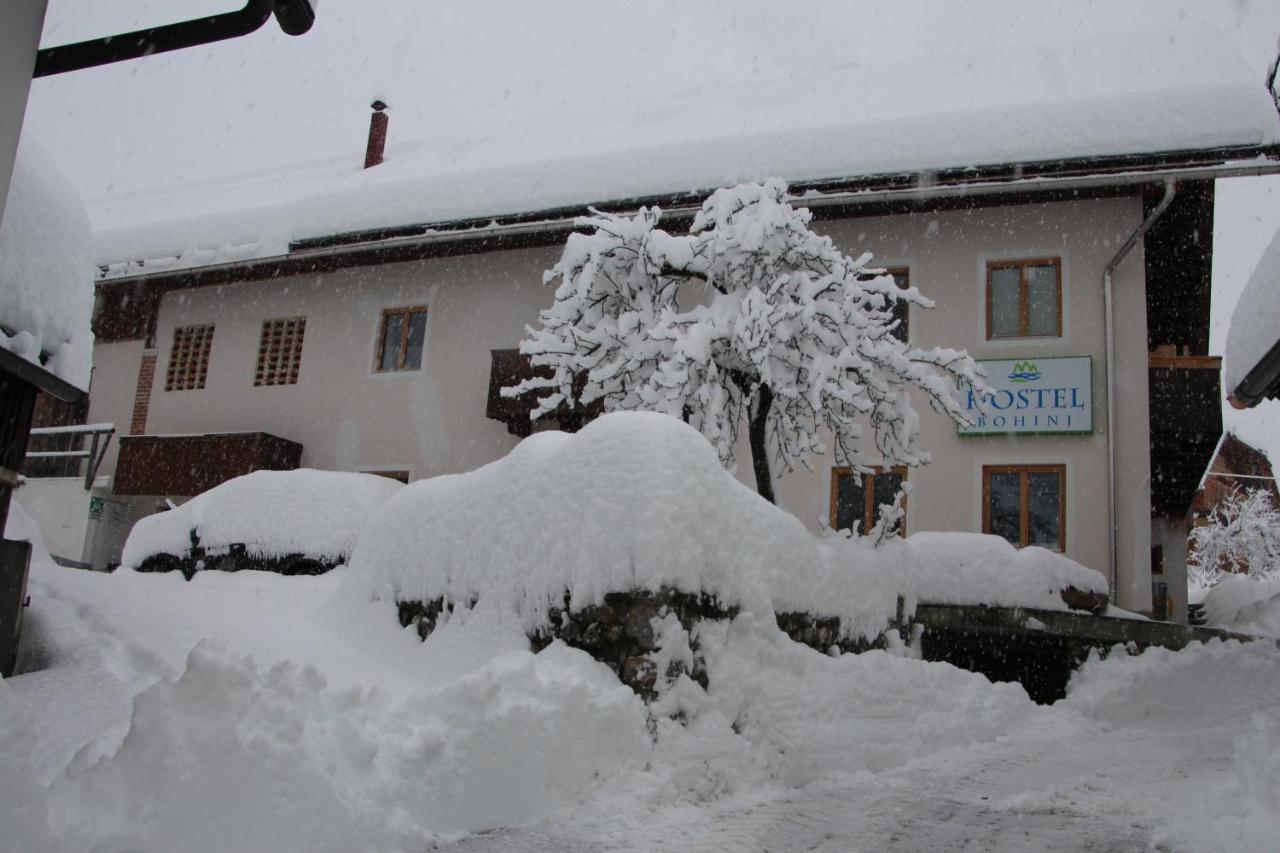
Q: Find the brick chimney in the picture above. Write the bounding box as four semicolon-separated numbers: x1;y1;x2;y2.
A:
364;100;389;169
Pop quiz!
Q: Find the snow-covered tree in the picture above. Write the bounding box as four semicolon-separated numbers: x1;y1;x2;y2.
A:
505;179;985;504
1188;487;1280;590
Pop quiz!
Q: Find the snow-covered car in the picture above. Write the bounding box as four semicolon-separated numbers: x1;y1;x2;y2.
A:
120;469;404;579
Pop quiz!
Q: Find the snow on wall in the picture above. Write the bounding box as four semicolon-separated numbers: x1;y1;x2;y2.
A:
91;30;1280;279
349;412;1108;641
0;135;94;389
1225;225;1280;393
120;469;404;566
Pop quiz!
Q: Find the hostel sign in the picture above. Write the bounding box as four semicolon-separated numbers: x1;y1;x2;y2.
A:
958;356;1092;436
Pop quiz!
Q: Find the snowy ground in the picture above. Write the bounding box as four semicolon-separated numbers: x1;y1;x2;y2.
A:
5;555;1279;853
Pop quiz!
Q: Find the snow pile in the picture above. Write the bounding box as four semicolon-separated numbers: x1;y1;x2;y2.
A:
1235;712;1280;818
1201;573;1280;637
648;614;1038;792
0;135;93;390
349;412;823;629
121;469;404;567
900;532;1108;611
47;638;648;852
1063;639;1280;728
351;412;1107;641
1226;225;1280;395
0;677;52;853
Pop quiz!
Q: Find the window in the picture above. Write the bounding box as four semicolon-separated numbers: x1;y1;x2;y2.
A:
375;307;427;372
254;317;306;386
986;258;1061;339
982;464;1065;551
165;324;214;391
830;466;907;535
886;267;909;343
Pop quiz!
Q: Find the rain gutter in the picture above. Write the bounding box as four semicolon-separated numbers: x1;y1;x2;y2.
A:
1100;179;1175;603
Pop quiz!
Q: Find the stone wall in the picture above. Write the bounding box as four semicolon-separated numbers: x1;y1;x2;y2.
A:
395;589;898;700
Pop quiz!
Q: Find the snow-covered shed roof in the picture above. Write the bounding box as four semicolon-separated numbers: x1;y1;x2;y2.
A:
93;29;1280;281
0;136;93;391
1226;226;1280;406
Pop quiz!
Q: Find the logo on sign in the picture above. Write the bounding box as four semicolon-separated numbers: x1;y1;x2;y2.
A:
1008;362;1041;382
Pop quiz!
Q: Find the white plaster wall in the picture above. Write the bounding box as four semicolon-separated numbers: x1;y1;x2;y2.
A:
94;195;1158;608
766;197;1151;609
139;246;562;479
86;338;145;478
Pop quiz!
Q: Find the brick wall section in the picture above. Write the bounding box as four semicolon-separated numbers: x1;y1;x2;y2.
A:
130;350;157;435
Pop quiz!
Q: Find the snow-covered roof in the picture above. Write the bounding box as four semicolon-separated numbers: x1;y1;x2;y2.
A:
0;136;94;390
92;29;1280;281
1225;225;1280;403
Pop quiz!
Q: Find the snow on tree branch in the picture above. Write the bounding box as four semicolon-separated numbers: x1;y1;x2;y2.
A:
1188;488;1280;591
506;179;987;501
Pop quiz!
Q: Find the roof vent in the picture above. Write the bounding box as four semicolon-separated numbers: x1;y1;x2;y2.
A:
364;100;389;169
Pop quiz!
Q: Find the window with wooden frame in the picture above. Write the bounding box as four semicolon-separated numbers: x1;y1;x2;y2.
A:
982;464;1065;551
165;324;214;391
254;317;306;386
375;306;427;372
886;267;910;343
986;258;1061;339
830;466;907;535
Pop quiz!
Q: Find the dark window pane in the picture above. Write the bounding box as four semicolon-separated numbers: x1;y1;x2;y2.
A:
988;472;1021;545
1026;264;1058;336
989;266;1020;337
872;472;903;523
379;313;404;371
1027;471;1062;549
835;472;865;533
889;272;909;343
404;311;427;369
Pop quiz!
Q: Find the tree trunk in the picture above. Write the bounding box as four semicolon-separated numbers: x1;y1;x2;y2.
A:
748;384;775;504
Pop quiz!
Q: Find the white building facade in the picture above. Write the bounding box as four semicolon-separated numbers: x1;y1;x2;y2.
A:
39;172;1253;622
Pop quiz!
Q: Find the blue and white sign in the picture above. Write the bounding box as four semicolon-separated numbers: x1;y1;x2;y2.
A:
958;356;1092;436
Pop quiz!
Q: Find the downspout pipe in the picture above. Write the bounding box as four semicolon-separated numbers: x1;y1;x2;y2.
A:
1101;179;1175;603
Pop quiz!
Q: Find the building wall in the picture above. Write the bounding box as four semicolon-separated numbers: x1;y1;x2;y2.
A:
762;197;1151;610
95;195;1158;610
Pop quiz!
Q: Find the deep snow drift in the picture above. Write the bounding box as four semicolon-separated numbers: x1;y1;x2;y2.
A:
121;468;404;567
5;553;1280;853
0;415;1253;852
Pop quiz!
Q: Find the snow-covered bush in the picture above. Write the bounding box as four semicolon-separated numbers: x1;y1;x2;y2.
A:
507;178;985;502
1188;488;1280;591
121;469;404;569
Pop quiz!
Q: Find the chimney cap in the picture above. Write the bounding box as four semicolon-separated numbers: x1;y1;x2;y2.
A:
371;99;389;112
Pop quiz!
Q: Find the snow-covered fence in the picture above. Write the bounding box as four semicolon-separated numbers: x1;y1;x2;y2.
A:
23;422;113;488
